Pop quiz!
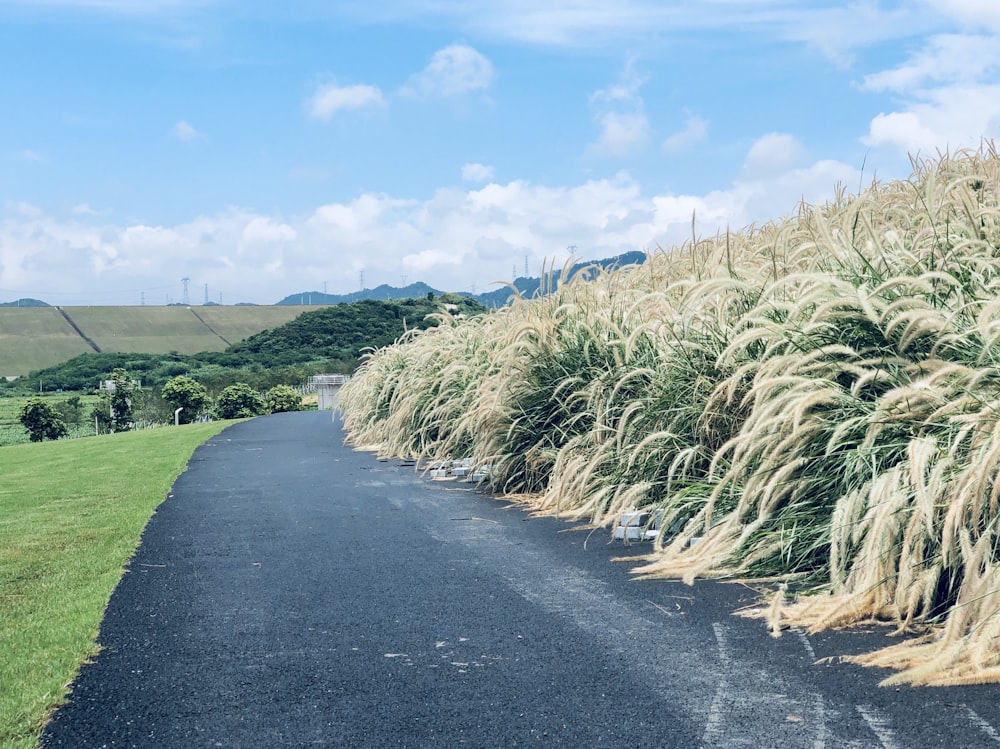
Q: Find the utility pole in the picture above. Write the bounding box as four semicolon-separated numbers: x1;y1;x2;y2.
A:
204;283;208;304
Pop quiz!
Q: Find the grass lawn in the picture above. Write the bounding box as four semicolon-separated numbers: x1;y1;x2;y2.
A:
0;422;230;748
0;394;105;447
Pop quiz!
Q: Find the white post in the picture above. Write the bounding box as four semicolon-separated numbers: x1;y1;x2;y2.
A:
174;407;184;426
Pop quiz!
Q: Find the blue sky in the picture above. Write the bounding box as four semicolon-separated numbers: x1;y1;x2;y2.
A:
1;1;999;305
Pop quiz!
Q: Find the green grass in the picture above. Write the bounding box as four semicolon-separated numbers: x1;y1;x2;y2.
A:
0;395;104;447
0;422;229;748
0;308;92;375
0;306;325;377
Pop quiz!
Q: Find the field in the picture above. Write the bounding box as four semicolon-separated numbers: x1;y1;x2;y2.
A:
0;305;325;378
0;308;92;375
0;422;229;749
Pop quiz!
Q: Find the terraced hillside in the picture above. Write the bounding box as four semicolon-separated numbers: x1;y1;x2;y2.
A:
0;305;324;377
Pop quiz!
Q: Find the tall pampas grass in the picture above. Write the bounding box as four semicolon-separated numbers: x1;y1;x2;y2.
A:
340;144;1000;685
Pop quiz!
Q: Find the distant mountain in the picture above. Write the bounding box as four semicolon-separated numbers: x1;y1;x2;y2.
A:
1;298;49;307
277;251;647;308
474;251;648;307
277;282;441;306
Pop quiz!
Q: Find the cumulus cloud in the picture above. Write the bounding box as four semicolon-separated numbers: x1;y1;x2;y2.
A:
587;60;649;157
401;44;494;98
662;116;708;154
306;81;385;121
861;34;1000;93
241;217;297;245
742;133;808;179
462;162;495;182
0;137;864;305
170;120;203;141
856;24;1000;157
924;0;1000;33
863;84;1000;154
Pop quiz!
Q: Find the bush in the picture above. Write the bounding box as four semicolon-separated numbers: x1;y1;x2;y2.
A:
19;398;68;442
265;385;302;414
215;383;265;420
161;375;209;424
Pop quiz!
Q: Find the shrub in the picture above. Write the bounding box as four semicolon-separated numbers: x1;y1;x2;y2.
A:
215;383;265;420
19;398;68;442
161;375;209;424
265;385;302;414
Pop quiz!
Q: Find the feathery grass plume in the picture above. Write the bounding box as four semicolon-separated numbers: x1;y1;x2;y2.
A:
340;144;1000;685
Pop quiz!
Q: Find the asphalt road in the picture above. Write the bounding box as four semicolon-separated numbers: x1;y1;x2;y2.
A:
41;410;1000;748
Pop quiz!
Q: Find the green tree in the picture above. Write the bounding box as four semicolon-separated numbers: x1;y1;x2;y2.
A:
53;395;83;427
215;383;265;420
108;367;138;432
19;398;69;442
162;375;209;424
265;384;302;414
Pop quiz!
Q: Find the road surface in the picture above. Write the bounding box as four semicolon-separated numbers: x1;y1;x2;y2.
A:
42;411;1000;747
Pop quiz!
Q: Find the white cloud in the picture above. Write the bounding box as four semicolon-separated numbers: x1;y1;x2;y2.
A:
335;1;937;59
861;34;1000;92
306;82;385;121
852;18;1000;158
401;44;494;98
241;217;296;245
18;149;43;162
742;133;808;179
0;0;217;12
863;84;1000;154
924;0;1000;33
662;116;708;154
587;60;649;157
0;142;864;305
462;163;495;182
170;120;203;142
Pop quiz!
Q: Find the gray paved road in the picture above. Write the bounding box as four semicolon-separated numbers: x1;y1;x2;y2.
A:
41;411;1000;747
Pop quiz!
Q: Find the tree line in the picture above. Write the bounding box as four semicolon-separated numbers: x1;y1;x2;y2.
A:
3;295;486;395
9;295;486;442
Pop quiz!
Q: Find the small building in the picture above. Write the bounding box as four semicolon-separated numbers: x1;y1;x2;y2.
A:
308;374;350;410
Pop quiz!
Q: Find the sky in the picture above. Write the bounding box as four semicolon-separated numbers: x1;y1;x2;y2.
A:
2;1;1000;305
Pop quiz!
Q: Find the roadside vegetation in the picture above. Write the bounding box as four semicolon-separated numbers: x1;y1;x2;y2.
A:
340;146;1000;686
0;295;483;446
0;422;229;749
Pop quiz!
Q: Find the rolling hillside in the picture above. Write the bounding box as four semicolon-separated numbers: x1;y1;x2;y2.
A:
0;305;325;378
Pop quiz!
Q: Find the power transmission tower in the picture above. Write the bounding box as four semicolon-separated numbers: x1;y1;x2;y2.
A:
181;277;190;305
204;283;208;304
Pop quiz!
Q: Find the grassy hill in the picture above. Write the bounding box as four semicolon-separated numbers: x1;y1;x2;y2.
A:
0;306;325;378
0;307;93;375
